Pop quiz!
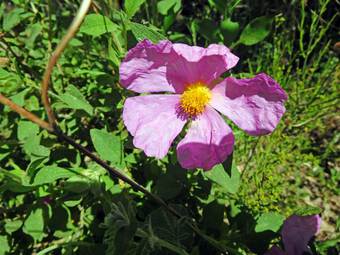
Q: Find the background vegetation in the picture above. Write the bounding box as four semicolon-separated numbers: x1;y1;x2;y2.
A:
0;0;339;254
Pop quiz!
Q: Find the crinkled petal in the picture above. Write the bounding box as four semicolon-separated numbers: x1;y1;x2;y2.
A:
210;73;288;136
120;40;239;94
264;246;286;255
177;106;234;170
120;39;176;93
281;215;321;255
168;43;239;93
123;95;186;158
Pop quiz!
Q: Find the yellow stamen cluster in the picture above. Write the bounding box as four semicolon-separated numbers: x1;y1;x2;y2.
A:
180;82;211;118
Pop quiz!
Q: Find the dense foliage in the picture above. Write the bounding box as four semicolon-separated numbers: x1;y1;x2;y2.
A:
0;0;339;254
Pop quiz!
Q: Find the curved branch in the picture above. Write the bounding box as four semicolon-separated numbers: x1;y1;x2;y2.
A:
41;0;92;128
0;93;52;132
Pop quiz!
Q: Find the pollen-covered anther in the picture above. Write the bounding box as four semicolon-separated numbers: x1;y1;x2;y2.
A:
180;82;212;118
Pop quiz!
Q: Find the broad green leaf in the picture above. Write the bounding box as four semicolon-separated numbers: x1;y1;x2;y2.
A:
5;219;23;234
255;212;285;233
23;207;45;241
0;236;10;255
2;8;25;31
23;135;50;159
32;166;77;186
204;163;240;194
59;85;93;115
90;129;122;163
124;0;146;19
80;14;119;37
157;0;181;15
130;22;166;43
17;120;39;141
0;68;21;93
239;16;273;46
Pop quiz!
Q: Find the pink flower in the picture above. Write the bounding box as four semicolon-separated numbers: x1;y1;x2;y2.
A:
120;39;287;170
266;215;322;255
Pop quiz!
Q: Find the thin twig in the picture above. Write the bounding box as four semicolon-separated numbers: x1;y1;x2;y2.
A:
0;1;231;252
54;127;181;218
0;93;52;131
41;0;92;128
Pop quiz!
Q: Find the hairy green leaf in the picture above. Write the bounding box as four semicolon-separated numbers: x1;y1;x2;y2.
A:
130;22;166;43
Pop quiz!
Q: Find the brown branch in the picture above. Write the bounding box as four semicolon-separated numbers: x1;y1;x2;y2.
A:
0;1;230;252
41;0;92;128
0;93;52;132
54;128;181;218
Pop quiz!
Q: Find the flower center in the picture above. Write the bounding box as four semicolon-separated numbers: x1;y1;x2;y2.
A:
180;82;211;118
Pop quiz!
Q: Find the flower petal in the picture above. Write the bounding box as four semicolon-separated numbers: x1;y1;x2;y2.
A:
281;215;321;255
210;73;288;136
168;43;239;92
177;106;234;170
120;39;176;93
123;95;186;158
120;40;239;94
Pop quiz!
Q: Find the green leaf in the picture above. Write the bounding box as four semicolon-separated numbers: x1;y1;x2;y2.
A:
124;0;146;19
59;85;93;115
0;68;21;93
0;236;10;255
17;120;39;141
220;18;240;44
204;163;240;194
239;16;273;46
63;176;91;193
23;207;45;241
255;212;285;233
25;23;42;48
2;8;25;31
23;135;50;159
90;129;122;164
130;22;166;43
4;219;23;234
80;14;119;37
102;201;137;255
157;0;181;15
32;166;77;186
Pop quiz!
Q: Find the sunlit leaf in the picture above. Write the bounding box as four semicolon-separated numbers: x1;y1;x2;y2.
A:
124;0;146;19
255;212;284;233
130;22;166;43
80;14;119;37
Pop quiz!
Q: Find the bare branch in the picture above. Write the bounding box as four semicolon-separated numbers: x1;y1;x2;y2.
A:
0;93;52;132
41;0;92;128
